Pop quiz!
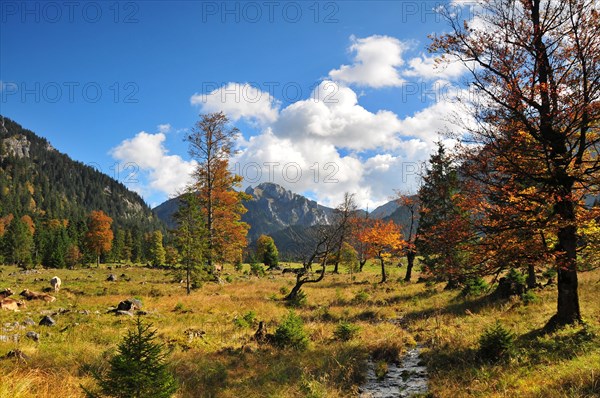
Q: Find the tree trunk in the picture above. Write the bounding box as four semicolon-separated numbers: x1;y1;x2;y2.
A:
286;277;305;300
547;214;581;329
359;259;367;272
526;263;537;289
97;255;100;268
404;251;416;282
186;260;191;295
333;260;339;274
379;258;386;283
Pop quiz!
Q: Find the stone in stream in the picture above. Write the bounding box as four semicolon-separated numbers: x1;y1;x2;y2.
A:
360;345;428;398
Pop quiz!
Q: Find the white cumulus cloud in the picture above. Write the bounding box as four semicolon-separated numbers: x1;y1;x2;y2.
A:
110;130;196;198
273;81;403;151
329;35;408;88
190;82;280;125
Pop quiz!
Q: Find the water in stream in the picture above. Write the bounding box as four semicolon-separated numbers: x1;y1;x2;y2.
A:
359;345;428;398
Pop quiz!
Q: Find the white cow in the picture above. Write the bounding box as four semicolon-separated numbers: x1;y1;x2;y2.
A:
50;276;61;292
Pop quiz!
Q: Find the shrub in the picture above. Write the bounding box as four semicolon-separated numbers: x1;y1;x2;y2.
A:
352;290;370;304
334;321;360;341
279;286;290;296
286;289;307;308
250;260;265;277
375;361;388;380
461;276;489;297
478;321;515;362
522;290;539;305
273;311;309;350
233;311;257;328
233;259;243;272
83;318;178;398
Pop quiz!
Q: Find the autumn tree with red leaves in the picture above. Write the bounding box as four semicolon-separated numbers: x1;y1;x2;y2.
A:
86;210;113;267
186;112;249;273
359;219;404;283
433;0;600;327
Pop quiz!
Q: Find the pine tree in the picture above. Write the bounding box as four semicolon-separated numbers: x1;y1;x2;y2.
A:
174;192;207;294
416;142;470;287
148;230;166;267
84;318;178;398
256;234;279;270
4;217;34;268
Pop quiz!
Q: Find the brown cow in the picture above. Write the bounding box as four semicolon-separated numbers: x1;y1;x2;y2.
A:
0;298;26;311
19;289;56;303
0;288;14;299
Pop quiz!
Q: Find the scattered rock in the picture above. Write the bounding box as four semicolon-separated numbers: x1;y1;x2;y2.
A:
116;298;142;312
184;328;206;342
107;274;117;282
79;310;91;315
0;334;20;343
22;318;36;326
115;310;134;317
26;331;40;342
3;349;29;362
39;315;56;326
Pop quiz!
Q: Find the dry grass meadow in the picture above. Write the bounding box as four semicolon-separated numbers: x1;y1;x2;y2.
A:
0;261;599;397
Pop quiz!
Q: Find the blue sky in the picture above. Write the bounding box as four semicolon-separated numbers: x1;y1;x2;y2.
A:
1;1;471;208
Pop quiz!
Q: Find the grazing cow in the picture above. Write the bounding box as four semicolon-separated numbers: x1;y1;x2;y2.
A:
0;298;26;311
0;288;14;299
50;276;61;292
19;289;56;303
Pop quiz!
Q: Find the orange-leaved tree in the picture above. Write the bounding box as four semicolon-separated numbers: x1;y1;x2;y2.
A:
186;112;249;273
433;0;600;327
85;210;113;267
359;219;404;283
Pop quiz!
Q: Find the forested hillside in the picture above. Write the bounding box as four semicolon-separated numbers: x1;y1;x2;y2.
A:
0;116;165;267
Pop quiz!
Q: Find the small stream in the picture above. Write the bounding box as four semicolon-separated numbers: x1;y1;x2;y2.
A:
359;344;428;398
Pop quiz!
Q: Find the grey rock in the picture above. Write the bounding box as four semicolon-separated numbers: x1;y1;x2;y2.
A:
39;315;56;326
106;274;117;282
26;331;40;342
115;310;134;317
22;318;36;326
0;334;20;343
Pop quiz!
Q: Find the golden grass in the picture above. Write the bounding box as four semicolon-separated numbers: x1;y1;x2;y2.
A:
0;262;598;397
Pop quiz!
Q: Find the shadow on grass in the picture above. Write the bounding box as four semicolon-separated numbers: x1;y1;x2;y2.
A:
400;294;504;325
515;323;598;364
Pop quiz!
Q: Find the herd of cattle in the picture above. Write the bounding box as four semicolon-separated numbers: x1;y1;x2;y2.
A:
0;276;61;311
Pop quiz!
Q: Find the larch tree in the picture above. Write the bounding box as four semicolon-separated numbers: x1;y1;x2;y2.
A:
85;210;113;267
432;0;600;327
186;112;249;273
359;219;404;283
